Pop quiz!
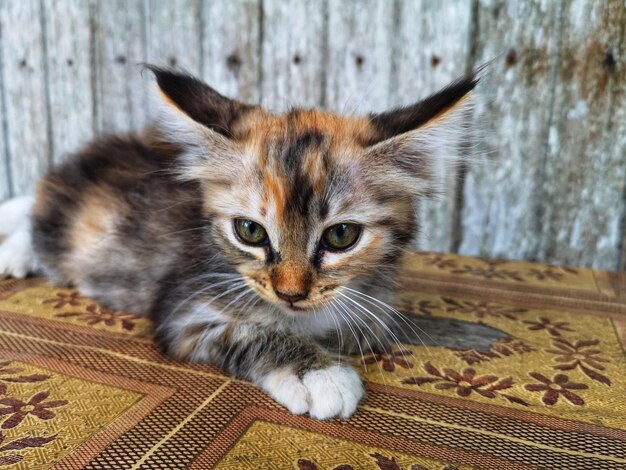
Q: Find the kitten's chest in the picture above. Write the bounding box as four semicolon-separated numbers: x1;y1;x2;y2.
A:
292;309;340;338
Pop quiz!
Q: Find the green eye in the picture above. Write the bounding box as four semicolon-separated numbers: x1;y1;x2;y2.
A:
322;223;361;251
234;219;269;246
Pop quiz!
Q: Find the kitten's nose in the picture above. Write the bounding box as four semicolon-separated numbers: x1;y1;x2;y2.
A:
271;261;312;305
274;288;308;304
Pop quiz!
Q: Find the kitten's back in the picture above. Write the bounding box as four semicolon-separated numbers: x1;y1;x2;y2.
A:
32;133;202;313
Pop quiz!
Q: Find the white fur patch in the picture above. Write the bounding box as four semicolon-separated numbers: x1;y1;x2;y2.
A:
293;308;338;338
0;196;34;236
0;221;38;278
260;368;310;415
260;365;364;420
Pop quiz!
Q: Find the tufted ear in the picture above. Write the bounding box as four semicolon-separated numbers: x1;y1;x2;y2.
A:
363;69;482;195
148;65;256;136
147;66;258;182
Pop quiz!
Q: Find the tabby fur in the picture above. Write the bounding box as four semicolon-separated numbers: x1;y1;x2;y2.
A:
0;66;479;419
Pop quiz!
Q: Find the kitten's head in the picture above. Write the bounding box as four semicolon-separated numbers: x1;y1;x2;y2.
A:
150;66;478;315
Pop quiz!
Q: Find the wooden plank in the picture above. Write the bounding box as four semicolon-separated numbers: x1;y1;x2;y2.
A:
93;0;147;133
0;15;10;201
460;0;565;264
389;1;472;108
145;0;201;117
0;0;50;196
621;21;626;273
260;0;326;111
201;0;261;103
42;0;95;164
390;0;472;253
325;0;394;113
538;0;626;271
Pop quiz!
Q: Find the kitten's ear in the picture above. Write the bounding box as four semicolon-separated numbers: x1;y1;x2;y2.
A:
148;65;255;137
147;65;257;181
363;69;482;194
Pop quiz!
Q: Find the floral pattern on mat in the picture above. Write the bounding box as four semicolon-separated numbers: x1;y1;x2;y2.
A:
363;349;415;372
0;252;624;468
523;373;587;406
452;338;534;365
0;285;152;337
361;287;626;429
55;304;140;332
401;362;530;407
0;360;142;467
545;338;611;385
404;252;598;290
0;361;60;466
398;296;529;320
297;453;462;470
216;421;472;470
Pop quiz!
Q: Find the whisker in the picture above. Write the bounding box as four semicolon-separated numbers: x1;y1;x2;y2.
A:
343;289;423;347
199;282;250;309
337;291;413;369
218;287;254;314
328;301;345;361
239;295;262;319
337;291;401;349
330;298;367;372
343;286;441;351
336;296;386;352
335;297;388;387
171;272;244;295
171;278;243;313
238;290;260;316
173;279;247;316
321;300;343;365
157;226;206;239
186;272;243;282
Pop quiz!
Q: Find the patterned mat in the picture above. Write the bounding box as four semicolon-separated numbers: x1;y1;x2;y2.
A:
0;252;624;469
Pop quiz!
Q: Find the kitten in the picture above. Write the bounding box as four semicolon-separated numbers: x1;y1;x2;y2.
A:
0;66;479;419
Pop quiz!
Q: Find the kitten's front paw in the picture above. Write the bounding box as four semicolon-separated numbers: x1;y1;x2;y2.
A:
260;365;364;420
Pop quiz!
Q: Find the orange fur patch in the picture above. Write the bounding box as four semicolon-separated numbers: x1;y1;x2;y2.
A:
272;262;311;295
68;188;122;261
263;171;286;219
232;110;374;216
240;110;372;152
302;146;326;192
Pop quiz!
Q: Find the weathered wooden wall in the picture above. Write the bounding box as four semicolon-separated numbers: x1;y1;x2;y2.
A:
0;0;624;271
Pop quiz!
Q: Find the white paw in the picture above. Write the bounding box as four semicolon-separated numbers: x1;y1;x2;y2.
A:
0;196;34;236
260;365;364;420
0;223;37;278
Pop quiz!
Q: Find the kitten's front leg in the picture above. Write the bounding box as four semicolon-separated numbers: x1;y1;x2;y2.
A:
158;317;364;419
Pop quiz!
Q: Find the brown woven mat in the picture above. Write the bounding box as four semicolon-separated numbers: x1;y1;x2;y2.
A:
0;252;624;469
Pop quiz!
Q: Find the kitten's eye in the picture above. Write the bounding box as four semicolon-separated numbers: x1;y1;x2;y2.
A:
322;223;361;251
234;219;269;246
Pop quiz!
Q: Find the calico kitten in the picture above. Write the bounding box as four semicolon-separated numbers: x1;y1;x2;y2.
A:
0;66;479;419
